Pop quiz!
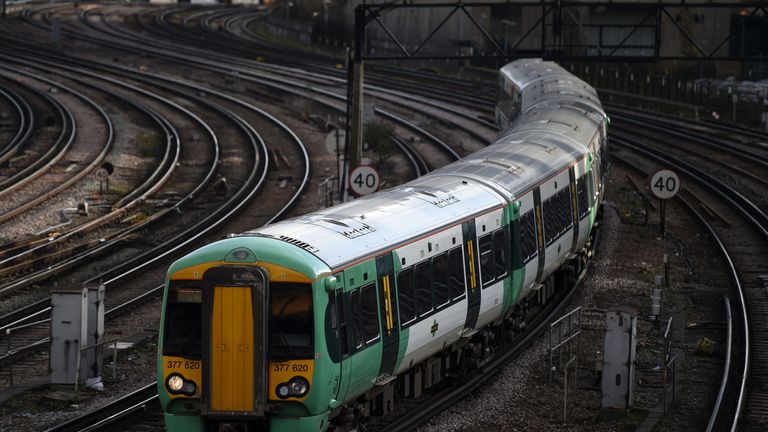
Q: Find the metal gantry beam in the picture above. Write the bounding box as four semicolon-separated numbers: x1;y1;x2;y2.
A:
353;0;768;62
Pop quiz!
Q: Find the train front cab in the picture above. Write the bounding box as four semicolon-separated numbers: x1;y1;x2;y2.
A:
159;248;331;432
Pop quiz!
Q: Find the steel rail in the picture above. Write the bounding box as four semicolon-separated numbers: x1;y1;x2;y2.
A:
42;382;158;432
0;62;114;226
54;7;463;180
707;297;733;432
0;78;76;198
610;135;750;432
88;6;497;141
0;85;34;166
0;46;312;376
0;55;188;288
391;135;429;177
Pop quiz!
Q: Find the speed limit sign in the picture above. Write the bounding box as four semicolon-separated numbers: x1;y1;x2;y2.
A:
349;166;380;196
649;169;680;200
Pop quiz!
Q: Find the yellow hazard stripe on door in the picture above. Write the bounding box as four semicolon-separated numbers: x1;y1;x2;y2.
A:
383;276;394;332
468;240;477;289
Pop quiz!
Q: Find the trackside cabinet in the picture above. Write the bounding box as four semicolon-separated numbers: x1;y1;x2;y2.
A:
50;285;105;384
600;309;637;409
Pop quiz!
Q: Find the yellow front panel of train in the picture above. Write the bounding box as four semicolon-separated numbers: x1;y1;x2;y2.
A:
210;286;254;411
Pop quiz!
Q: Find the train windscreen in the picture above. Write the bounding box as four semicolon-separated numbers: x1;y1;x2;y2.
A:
163;284;203;358
269;282;314;360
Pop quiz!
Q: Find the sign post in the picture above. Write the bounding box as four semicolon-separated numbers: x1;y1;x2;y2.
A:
649;169;680;239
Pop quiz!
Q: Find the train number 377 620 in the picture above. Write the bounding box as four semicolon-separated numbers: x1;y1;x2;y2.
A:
273;363;309;372
167;360;201;370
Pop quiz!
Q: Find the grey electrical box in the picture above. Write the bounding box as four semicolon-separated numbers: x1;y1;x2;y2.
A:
50;285;105;385
601;310;637;409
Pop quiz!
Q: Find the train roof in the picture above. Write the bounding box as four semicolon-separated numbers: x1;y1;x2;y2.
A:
430;131;589;198
244;176;506;270
499;59;571;88
500;59;603;116
503;102;606;144
240;59;606;272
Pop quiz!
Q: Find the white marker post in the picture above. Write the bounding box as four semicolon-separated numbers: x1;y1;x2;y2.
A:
649;169;680;239
349;165;380;197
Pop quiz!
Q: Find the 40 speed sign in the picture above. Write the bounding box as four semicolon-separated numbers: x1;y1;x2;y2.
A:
349;166;380;196
649;169;680;200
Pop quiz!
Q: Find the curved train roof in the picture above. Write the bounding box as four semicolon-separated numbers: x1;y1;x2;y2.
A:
500;59;603;116
247;176;506;269
243;59;607;270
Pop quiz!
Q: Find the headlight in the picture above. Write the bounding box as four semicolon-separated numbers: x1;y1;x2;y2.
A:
166;373;197;396
275;376;310;399
167;374;184;392
289;377;309;396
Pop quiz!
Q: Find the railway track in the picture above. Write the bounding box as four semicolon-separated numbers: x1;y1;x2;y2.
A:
0;83;34;168
609;119;768;430
0;47;316;397
0;75;76;200
7;4;767;432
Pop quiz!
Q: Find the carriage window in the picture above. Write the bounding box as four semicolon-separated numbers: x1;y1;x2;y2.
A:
577;175;590;218
479;234;494;286
543;187;572;245
163;285;202;358
519;211;537;264
269;282;314;359
447;248;465;299
397;268;416;325
415;261;433;316
432;253;450;308
493;229;508;278
361;284;380;344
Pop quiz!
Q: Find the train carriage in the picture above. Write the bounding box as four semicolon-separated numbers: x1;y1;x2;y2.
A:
158;58;608;432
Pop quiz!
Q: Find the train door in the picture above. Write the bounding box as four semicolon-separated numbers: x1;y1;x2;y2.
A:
329;272;352;404
340;261;382;399
202;266;268;415
376;253;399;378
462;221;481;332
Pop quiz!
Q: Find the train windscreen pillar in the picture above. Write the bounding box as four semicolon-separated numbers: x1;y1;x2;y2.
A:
600;309;637;409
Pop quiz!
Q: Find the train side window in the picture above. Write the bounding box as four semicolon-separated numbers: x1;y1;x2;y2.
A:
415;261;433;317
479;233;494;286
432;253;450;309
447;248;466;300
361;284;380;344
577;175;590;218
350;290;363;350
543;188;572;245
519;211;537;264
397;268;416;325
493;229;508;278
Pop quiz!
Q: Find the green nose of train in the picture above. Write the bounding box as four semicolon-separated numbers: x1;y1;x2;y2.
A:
158;237;336;432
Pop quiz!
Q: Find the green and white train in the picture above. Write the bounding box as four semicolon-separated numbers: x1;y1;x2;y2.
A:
158;58;608;432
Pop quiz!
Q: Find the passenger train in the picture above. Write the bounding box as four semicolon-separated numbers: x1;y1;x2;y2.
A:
157;58;608;432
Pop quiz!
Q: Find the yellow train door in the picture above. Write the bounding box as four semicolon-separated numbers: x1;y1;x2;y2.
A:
209;285;255;412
